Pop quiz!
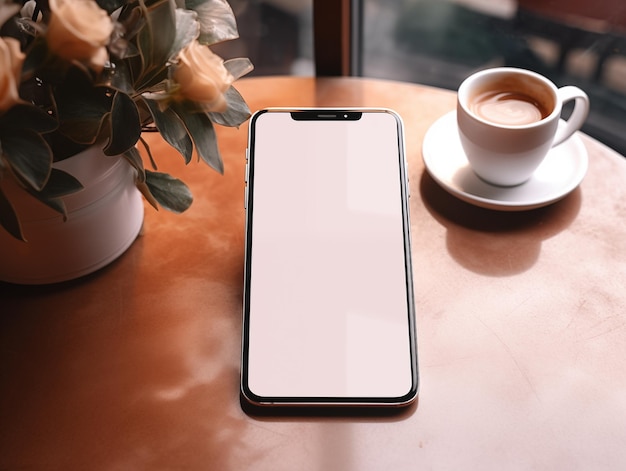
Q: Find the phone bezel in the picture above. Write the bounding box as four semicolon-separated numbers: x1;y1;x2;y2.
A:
241;108;418;409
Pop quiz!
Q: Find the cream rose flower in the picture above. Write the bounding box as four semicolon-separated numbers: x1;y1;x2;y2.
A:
0;37;25;113
47;0;113;71
173;41;233;112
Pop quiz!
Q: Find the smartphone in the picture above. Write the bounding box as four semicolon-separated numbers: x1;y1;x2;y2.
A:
241;108;418;409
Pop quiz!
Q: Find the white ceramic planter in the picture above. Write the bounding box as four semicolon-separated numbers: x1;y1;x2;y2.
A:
0;146;144;284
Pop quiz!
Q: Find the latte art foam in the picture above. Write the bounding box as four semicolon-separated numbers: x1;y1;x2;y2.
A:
471;91;548;125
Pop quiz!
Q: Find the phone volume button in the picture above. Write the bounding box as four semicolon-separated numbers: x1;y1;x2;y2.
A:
244;185;248;209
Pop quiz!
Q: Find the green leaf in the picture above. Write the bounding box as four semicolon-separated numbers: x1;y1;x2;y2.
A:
0;104;57;133
136;180;159;211
136;0;176;88
208;86;251;127
142;97;193;163
103;60;136;95
224;58;254;81
124;146;157;210
145;0;177;64
123;146;146;183
169;8;200;58
104;92;142;155
0;186;25;241
38;168;84;199
1;130;52;191
185;0;239;45
173;102;223;173
20;38;48;81
56;68;112;144
145;170;193;212
137;135;159;170
22;168;84;221
44;133;90;162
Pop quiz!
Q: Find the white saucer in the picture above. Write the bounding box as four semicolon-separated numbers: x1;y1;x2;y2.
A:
422;111;588;211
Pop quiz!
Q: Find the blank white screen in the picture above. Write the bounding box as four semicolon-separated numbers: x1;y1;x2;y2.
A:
246;110;414;400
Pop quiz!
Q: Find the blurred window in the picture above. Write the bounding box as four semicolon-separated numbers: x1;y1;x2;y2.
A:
215;0;314;76
219;0;626;155
361;0;626;156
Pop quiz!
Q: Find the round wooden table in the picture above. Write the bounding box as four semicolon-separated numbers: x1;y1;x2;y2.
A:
2;77;626;470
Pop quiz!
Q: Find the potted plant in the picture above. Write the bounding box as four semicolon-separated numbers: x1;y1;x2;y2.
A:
0;0;252;283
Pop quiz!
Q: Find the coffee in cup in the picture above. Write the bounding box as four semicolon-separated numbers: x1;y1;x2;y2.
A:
470;90;550;126
457;67;589;186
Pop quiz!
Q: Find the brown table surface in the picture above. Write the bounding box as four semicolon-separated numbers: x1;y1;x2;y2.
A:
2;76;626;470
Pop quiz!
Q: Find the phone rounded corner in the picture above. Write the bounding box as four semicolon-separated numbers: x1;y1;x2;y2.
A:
240;381;266;410
239;390;269;416
404;382;420;407
250;108;270;125
376;106;401;121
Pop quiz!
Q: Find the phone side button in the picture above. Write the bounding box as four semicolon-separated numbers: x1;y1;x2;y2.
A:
244;185;248;209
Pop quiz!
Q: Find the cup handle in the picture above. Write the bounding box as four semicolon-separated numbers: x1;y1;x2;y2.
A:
552;86;590;147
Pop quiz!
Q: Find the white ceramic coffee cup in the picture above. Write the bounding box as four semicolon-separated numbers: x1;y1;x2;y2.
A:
457;67;589;186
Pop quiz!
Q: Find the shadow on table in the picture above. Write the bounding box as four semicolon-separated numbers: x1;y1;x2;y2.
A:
419;171;582;277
